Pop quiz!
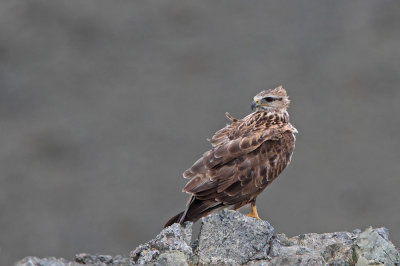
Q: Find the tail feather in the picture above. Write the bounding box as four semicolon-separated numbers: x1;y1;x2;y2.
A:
164;198;223;228
164;211;185;228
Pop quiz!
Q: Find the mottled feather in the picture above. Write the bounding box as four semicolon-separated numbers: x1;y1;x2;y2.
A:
164;86;297;228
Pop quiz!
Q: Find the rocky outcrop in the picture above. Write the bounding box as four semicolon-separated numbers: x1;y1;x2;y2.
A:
194;210;275;265
15;254;131;266
130;222;193;265
15;210;400;265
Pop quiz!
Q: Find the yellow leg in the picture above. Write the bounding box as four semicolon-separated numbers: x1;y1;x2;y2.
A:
245;202;261;220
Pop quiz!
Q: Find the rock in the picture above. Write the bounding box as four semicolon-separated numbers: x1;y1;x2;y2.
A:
74;253;131;265
245;255;327;266
195;209;275;265
130;222;193;265
286;231;356;264
15;254;131;266
154;251;188;266
15;256;80;266
253;227;399;266
258;230;357;265
14;211;400;266
375;227;390;241
352;227;400;266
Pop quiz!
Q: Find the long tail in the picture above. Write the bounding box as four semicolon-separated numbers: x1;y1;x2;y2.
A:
164;197;223;228
164;211;185;228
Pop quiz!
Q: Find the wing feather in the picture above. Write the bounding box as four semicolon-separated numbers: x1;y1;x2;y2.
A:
183;111;295;209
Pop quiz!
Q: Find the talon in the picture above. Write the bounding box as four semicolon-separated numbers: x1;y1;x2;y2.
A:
245;202;261;220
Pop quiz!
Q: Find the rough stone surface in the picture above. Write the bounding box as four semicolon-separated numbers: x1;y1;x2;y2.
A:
154;251;188;266
130;222;193;265
353;227;400;266
15;257;80;266
283;231;356;264
15;211;400;266
74;253;131;265
15;254;132;266
196;209;275;265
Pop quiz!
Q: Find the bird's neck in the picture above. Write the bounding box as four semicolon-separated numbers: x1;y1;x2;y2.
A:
263;110;289;123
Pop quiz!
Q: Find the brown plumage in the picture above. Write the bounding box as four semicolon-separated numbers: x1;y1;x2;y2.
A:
164;86;297;228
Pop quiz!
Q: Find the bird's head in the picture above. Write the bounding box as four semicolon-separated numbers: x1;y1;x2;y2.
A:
251;86;290;112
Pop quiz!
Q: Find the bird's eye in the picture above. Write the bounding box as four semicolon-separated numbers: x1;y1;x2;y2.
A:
264;97;275;102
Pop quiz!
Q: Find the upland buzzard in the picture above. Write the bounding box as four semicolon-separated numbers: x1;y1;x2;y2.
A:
165;86;297;227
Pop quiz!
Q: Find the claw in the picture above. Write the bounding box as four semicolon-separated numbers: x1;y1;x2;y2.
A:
245;202;261;220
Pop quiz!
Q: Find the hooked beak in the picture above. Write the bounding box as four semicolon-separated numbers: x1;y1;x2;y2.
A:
251;101;257;111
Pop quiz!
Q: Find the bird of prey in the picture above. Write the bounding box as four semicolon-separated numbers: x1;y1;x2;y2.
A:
164;86;297;227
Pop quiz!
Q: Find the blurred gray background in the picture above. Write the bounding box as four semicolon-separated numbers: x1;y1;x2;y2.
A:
1;1;400;265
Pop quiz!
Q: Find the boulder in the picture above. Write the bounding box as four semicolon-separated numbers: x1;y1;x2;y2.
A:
15;210;400;265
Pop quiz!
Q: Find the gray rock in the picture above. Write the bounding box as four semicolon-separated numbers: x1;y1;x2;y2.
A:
352;227;400;266
15;254;131;266
74;253;131;265
153;251;188;266
197;256;239;266
195;209;275;265
268;236;283;257
246;230;357;265
375;227;390;241
15;256;80;266
245;255;327;266
287;231;355;264
260;227;399;266
130;222;192;265
14;211;400;266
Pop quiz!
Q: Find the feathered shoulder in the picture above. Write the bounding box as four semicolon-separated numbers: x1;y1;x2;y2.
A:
183;111;295;180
